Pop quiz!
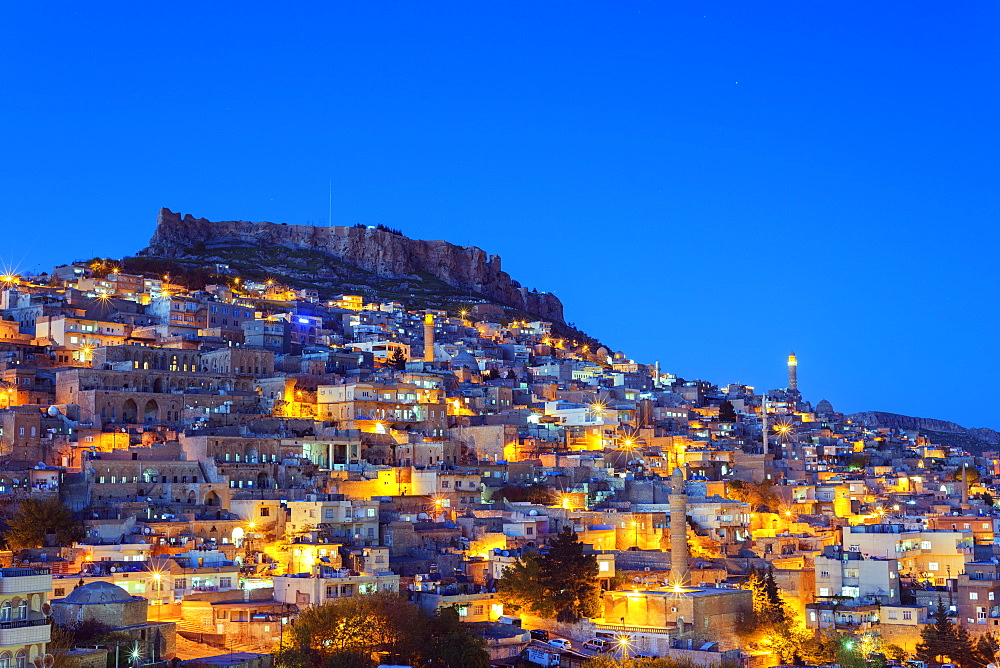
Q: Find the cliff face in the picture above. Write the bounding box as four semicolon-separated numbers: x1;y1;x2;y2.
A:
849;411;1000;448
145;208;564;322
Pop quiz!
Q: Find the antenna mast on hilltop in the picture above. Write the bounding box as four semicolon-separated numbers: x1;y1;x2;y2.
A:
329;179;333;227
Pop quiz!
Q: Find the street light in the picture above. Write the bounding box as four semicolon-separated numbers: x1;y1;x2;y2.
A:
617;635;632;661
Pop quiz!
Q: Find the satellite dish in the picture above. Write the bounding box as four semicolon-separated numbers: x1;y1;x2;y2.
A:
109;567;117;573
47;406;59;417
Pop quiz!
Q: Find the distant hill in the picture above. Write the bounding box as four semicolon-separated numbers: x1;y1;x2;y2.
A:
142;207;563;318
849;411;1000;452
132;208;601;345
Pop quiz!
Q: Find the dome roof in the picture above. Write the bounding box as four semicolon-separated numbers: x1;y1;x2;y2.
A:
450;350;479;369
815;399;834;415
61;581;133;604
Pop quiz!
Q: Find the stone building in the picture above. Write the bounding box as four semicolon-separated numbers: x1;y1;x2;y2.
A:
50;581;176;661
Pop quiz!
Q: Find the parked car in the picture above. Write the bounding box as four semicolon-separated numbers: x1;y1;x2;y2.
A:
583;639;611;652
549;638;572;649
530;629;550;641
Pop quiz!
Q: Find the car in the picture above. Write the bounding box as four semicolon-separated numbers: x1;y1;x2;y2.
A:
530;629;550;641
549;638;571;649
583;639;611;652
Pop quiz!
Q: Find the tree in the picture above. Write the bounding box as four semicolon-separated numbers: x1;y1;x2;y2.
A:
387;348;407;370
276;593;426;668
975;632;999;668
916;598;978;667
538;527;601;622
496;552;549;617
425;607;489;668
4;497;84;549
740;565;787;630
497;528;601;622
718;399;738;423
982;492;996;508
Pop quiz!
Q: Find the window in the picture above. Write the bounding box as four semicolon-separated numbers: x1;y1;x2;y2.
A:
903;611;912;620
845;569;859;578
15;600;26;620
820;571;830;579
260;508;270;517
54;588;65;597
929;562;939;571
991;592;995;601
14;652;24;668
220;577;232;588
819;587;830;597
175;578;187;589
0;602;10;622
366;508;376;518
888;610;898;620
971;592;979;600
921;541;933;550
0;652;10;668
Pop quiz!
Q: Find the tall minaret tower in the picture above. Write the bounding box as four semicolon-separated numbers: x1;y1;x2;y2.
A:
787;352;798;392
423;313;435;362
669;466;689;587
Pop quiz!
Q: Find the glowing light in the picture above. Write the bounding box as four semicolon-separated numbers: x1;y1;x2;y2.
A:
248;521;257;531
785;510;792;517
672;583;684;593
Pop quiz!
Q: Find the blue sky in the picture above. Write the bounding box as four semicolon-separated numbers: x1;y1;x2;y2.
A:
1;2;997;427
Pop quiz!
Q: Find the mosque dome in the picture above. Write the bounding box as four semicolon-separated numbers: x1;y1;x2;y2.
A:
450;351;479;370
61;581;133;604
815;399;834;415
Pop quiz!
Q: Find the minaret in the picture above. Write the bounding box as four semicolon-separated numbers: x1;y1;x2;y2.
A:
787;352;798;392
423;313;435;362
669;466;688;587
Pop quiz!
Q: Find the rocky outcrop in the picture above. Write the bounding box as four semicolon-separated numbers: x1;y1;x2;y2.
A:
849;411;1000;447
144;208;564;322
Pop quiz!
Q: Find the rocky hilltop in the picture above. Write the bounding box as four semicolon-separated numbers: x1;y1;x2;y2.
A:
144;208;564;322
849;411;1000;451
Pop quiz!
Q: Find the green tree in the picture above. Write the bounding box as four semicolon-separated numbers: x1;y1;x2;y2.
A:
718;400;737;423
981;492;996;508
538;527;601;622
275;593;426;668
497;528;601;622
916;598;975;666
5;497;84;549
425;607;489;668
496;552;550;617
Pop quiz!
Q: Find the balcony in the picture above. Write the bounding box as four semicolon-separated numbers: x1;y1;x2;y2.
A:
0;570;51;595
0;618;50;647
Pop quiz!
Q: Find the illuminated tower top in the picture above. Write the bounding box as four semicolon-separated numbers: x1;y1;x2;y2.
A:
787;352;798;392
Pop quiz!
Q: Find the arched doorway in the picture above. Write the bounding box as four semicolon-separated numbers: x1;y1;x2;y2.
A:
122;399;138;423
143;399;158;424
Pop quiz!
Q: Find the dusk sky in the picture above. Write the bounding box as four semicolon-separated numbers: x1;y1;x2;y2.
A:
1;3;997;427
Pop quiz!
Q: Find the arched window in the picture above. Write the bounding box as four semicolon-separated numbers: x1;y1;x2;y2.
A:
0;651;11;668
16;600;26;620
0;602;11;622
15;651;24;668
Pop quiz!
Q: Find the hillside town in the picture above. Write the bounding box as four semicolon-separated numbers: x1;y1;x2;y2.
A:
0;259;998;668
